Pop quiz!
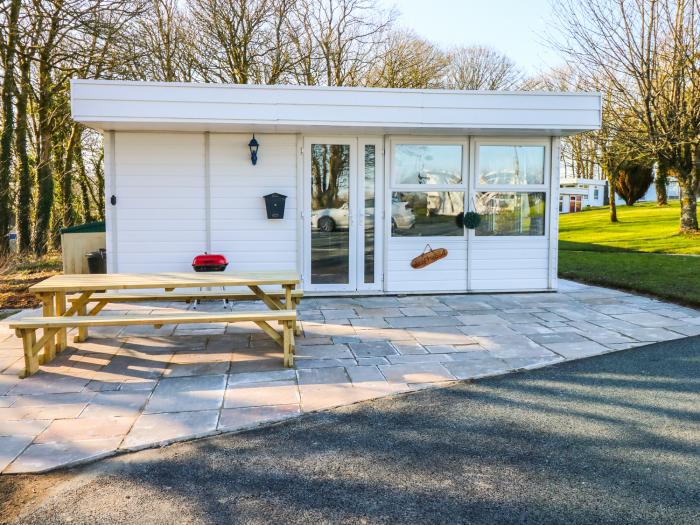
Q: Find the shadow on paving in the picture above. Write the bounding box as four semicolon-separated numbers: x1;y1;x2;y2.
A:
3;336;699;525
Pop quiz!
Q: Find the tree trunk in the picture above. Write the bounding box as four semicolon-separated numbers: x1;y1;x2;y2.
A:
15;56;32;252
78;175;93;223
655;162;668;206
675;144;699;233
609;189;618;222
603;165;618;222
34;60;55;255
75;142;94;223
94;150;105;220
0;0;21;253
61;125;81;229
679;176;698;233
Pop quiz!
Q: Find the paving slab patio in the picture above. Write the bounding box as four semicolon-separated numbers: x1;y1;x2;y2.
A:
1;279;698;474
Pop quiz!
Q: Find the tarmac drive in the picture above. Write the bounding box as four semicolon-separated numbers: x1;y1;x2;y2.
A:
2;336;699;525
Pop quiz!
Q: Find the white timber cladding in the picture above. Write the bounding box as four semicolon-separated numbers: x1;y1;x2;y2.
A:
387;239;468;292
71;80;602;135
104;131;116;272
110;131;298;274
113;132;206;272
106;132;556;292
209;133;297;272
106;130;557;293
469;238;550;291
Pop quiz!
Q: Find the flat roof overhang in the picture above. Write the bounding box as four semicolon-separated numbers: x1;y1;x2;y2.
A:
71;79;602;137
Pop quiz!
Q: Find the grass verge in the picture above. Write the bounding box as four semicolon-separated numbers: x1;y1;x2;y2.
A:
559;250;700;307
559;201;700;307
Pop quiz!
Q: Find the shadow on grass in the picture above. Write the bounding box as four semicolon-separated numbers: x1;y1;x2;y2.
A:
559;240;700;254
558;246;700;308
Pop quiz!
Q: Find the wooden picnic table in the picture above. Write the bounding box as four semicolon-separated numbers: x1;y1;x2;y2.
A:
28;271;301;362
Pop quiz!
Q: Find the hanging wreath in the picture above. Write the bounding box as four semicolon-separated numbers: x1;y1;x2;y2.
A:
462;211;482;229
411;244;448;269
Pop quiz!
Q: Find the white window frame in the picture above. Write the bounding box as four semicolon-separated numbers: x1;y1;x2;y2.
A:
470;137;551;240
357;137;384;292
387;136;469;241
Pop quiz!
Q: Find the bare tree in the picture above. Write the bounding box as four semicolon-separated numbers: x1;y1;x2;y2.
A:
14;44;33;252
15;0;145;254
445;46;522;90
0;0;20;253
121;0;197;82
188;0;297;84
548;0;700;232
12;2;40;253
290;0;395;86
365;29;447;89
527;66;601;181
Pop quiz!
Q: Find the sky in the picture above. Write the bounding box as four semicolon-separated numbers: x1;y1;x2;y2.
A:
383;0;562;75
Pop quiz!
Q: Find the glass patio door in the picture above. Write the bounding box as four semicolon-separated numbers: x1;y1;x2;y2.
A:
304;138;357;291
303;137;383;292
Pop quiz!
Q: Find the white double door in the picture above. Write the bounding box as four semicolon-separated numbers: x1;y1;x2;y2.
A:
303;136;383;292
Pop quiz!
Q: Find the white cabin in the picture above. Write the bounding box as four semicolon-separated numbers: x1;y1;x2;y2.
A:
559;178;608;213
71;80;601;294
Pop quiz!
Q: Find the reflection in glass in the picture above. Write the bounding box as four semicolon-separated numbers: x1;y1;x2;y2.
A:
310;144;350;284
394;145;462;185
478;146;545;185
364;145;375;284
391;192;463;237
475;192;546;236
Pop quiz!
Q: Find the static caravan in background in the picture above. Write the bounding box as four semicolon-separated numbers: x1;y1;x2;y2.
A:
70;80;601;294
559;177;608;213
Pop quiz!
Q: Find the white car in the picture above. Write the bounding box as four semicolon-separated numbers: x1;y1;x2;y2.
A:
311;203;351;232
390;200;415;232
311;202;415;232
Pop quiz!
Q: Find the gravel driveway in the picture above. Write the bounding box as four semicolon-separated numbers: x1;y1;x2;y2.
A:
2;336;699;525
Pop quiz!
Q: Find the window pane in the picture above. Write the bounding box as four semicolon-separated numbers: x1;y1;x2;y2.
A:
391;191;463;237
478;146;545;185
394;145;462;185
311;144;350;284
475;192;546;236
364;145;375;284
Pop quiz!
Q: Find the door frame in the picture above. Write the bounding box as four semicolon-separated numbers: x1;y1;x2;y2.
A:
302;136;384;292
303;136;357;292
356;137;384;292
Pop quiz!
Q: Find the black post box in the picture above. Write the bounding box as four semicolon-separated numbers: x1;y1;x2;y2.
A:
263;193;287;219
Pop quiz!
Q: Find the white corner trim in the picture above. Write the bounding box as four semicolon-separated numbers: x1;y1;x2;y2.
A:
548;136;561;290
296;133;304;282
106;131;117;272
204;132;212;252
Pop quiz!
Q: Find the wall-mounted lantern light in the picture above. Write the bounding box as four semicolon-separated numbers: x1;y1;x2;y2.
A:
248;135;259;166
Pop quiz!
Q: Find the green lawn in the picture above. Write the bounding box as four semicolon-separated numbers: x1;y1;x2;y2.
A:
558;201;700;307
559;201;700;254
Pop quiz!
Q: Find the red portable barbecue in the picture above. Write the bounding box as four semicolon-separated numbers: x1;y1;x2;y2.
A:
191;252;229;309
192;253;228;272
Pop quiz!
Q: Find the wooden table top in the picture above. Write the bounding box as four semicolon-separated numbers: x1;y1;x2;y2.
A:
29;271;301;293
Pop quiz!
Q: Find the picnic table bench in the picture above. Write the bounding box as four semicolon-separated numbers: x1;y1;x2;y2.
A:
66;289;303;341
9;271;301;377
